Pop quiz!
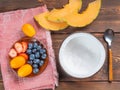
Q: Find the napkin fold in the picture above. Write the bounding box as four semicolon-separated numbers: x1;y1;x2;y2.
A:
0;5;58;90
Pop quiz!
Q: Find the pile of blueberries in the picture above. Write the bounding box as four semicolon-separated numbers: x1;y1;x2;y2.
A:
26;41;47;74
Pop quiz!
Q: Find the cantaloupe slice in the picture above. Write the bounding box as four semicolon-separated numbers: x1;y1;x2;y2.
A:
63;0;101;27
46;0;82;23
34;12;68;31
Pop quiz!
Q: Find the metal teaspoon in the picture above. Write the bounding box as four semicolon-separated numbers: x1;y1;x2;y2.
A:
104;29;114;82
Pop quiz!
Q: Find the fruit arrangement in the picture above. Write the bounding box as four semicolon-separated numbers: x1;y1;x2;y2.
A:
9;37;48;77
34;0;101;31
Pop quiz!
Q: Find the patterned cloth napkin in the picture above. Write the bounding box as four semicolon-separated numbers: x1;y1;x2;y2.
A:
0;5;58;90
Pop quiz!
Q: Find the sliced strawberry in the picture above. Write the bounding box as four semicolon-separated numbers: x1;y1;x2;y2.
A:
19;53;28;60
9;48;17;58
14;42;23;53
21;41;28;52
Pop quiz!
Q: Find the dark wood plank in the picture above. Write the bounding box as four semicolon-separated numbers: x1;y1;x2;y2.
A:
0;82;4;90
0;81;120;90
51;33;120;81
1;0;120;11
0;0;44;12
0;68;2;82
56;82;120;90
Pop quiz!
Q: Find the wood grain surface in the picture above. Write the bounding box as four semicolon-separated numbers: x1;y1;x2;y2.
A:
0;0;120;90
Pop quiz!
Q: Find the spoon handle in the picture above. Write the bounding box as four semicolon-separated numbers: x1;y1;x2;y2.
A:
109;49;113;82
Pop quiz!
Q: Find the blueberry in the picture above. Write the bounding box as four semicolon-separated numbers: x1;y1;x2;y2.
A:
27;60;33;65
33;68;39;74
32;49;37;53
26;49;32;54
42;49;46;53
29;54;35;60
28;43;33;49
33;59;40;64
37;45;42;50
32;64;39;68
39;49;43;54
39;49;46;54
35;52;40;58
39;60;44;66
41;53;47;59
36;59;41;63
33;42;38;48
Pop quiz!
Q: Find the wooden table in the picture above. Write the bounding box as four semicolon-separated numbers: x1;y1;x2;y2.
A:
0;0;120;90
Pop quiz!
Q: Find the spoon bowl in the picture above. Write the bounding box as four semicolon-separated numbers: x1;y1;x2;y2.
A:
104;29;114;46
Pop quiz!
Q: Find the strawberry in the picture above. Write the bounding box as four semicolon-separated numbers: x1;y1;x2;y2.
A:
19;53;28;60
21;42;28;52
14;42;23;53
9;48;17;58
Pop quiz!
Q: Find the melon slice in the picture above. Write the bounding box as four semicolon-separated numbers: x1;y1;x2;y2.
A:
63;0;101;27
46;0;82;23
34;12;68;31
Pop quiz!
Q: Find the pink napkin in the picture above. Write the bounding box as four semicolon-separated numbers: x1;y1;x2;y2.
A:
0;5;58;90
